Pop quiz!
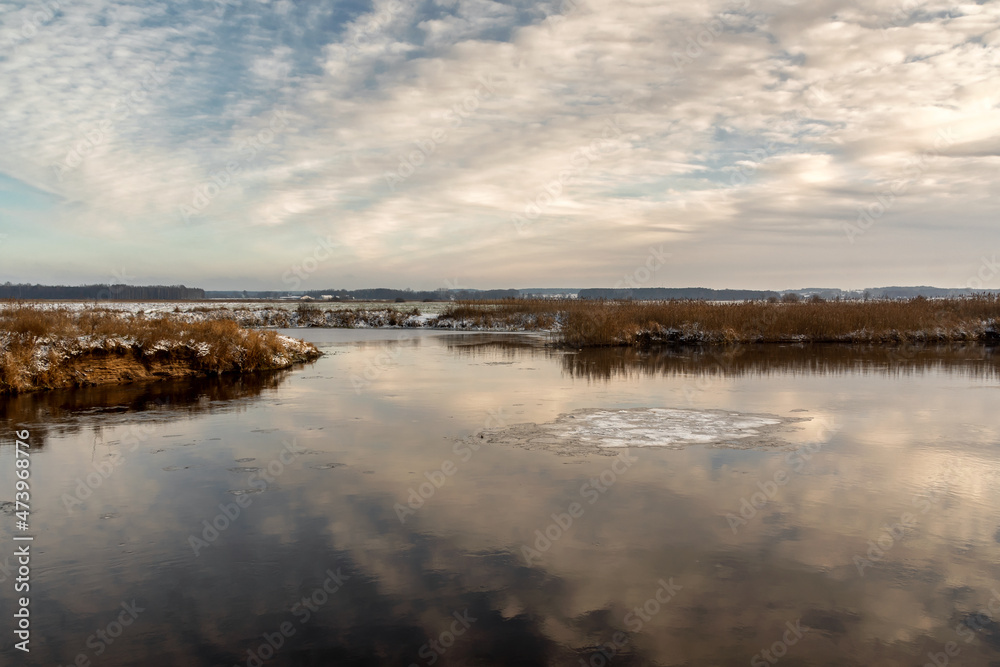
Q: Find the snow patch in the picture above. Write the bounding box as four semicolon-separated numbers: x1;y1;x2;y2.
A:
548;408;784;448
476;407;807;456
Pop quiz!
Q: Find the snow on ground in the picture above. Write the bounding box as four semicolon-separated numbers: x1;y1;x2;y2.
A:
18;302;996;340
20;301;529;331
476;407;808;455
0;327;319;382
26;301;455;316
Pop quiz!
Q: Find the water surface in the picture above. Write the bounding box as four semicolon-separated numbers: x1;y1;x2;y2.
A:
1;332;999;666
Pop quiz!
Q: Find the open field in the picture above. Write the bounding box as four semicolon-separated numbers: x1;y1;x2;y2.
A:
0;303;321;394
25;301;533;330
22;299;458;316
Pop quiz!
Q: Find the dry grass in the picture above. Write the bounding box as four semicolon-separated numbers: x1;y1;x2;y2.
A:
441;296;1000;346
438;299;557;330
0;303;320;394
292;303;422;327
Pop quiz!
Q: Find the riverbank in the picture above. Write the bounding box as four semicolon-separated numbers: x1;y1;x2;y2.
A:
210;297;1000;347
437;296;1000;346
0;305;321;394
8;296;1000;352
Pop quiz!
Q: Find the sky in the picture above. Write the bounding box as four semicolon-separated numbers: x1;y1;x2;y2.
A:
0;0;997;291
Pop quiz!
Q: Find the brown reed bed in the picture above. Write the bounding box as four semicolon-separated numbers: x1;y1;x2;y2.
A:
0;303;320;394
435;300;557;330
439;296;1000;347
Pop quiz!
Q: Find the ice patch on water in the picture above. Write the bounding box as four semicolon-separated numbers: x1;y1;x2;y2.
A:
476;407;806;455
549;408;783;448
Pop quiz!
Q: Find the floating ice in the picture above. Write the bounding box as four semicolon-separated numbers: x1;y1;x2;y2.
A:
477;407;806;455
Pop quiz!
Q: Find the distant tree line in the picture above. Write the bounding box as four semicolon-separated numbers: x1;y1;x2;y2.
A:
0;283;206;300
579;286;1000;301
199;285;1000;302
306;288;520;301
579;288;783;300
205;288;521;301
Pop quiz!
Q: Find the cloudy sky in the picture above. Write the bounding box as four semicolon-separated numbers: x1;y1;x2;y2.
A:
0;0;997;291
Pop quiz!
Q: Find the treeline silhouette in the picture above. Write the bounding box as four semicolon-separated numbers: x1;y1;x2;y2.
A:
206;288;520;301
308;288;520;301
0;283;205;300
580;288;782;300
578;286;999;300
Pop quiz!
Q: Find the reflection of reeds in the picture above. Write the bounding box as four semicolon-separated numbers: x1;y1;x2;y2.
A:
562;343;1000;382
441;296;1000;347
0;303;320;394
0;369;292;447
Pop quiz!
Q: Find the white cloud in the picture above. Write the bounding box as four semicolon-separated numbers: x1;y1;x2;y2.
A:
0;0;998;289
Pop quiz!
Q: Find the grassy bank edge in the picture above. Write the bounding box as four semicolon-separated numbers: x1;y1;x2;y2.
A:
0;304;321;395
437;296;1000;347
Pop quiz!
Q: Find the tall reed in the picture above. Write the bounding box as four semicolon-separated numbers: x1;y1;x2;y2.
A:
441;296;1000;346
0;303;318;393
